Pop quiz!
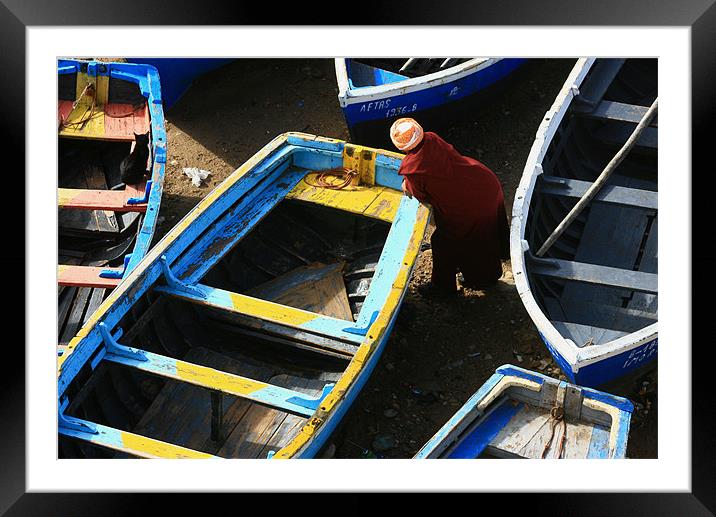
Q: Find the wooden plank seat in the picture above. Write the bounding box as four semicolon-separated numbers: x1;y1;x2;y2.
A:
102;344;333;418
575;100;658;127
154;281;365;345
528;256;658;294
594;124;657;149
58;100;150;142
58;419;219;459
537;175;657;211
58;182;148;212
58;265;123;288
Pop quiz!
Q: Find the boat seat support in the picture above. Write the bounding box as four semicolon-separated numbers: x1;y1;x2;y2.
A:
127;180;153;205
160;255;204;297
99;254;131;280
99;322;148;362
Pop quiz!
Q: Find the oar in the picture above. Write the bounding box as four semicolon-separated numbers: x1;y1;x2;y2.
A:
536;97;658;257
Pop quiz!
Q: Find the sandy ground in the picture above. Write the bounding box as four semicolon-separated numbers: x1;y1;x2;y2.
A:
151;58;657;459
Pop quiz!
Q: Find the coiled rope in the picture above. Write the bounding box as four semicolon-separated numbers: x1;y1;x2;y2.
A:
541;405;567;459
304;167;359;190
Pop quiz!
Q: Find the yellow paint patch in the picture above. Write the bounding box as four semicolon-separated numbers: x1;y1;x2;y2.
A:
343;144;376;186
227;292;320;327
174;358;269;396
287;174;401;223
121;431;216;459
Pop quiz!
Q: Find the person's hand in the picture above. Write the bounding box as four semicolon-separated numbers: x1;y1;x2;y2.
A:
402;179;412;199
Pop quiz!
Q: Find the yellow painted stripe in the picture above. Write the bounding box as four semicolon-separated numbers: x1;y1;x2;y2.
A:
120;430;216;459
272;203;431;458
227;292;319;327
172;357;269;396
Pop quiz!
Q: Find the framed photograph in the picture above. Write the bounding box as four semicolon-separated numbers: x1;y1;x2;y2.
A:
2;0;710;514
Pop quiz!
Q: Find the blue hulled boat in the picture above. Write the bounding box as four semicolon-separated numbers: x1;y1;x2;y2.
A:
335;57;526;146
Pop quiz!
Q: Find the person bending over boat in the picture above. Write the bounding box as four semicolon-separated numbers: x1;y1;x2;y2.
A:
390;117;509;297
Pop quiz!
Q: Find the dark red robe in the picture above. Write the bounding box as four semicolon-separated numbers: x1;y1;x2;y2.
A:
398;132;509;291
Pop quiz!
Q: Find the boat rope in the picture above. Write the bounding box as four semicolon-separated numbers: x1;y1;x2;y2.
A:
304;167;359;190
541;405;567;459
59;82;97;131
536;96;659;257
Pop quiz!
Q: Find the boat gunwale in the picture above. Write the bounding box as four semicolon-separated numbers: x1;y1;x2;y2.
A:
334;57;498;106
57;132;431;459
509;57;658;374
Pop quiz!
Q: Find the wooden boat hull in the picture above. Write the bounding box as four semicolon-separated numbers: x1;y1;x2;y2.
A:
510;58;658;387
415;365;633;459
57;133;430;459
125;58;233;108
58;59;166;345
336;58;526;146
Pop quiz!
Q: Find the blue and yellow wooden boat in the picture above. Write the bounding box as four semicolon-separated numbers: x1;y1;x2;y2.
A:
415;365;633;459
57;132;430;459
336;57;527;146
57;59;166;346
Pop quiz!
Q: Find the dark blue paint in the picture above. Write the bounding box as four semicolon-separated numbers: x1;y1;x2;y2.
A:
447;402;524;458
125;58;233;108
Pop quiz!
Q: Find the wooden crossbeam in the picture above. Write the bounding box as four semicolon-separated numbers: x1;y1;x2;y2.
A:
58;265;122;288
104;346;330;417
59;419;218;459
578;100;658;127
538;176;657;211
529;257;657;294
58;183;148;212
154;282;364;344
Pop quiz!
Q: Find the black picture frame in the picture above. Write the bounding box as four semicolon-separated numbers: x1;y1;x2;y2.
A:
2;1;711;514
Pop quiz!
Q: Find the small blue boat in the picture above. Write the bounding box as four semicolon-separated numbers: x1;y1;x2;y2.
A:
57;132;430;459
335;58;527;145
57;59;166;345
415;365;633;459
125;58;233;108
510;58;658;387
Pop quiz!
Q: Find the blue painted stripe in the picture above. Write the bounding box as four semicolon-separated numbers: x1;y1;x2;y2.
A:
447;401;524;459
175;162;303;283
586;424;611;459
612;411;632;459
